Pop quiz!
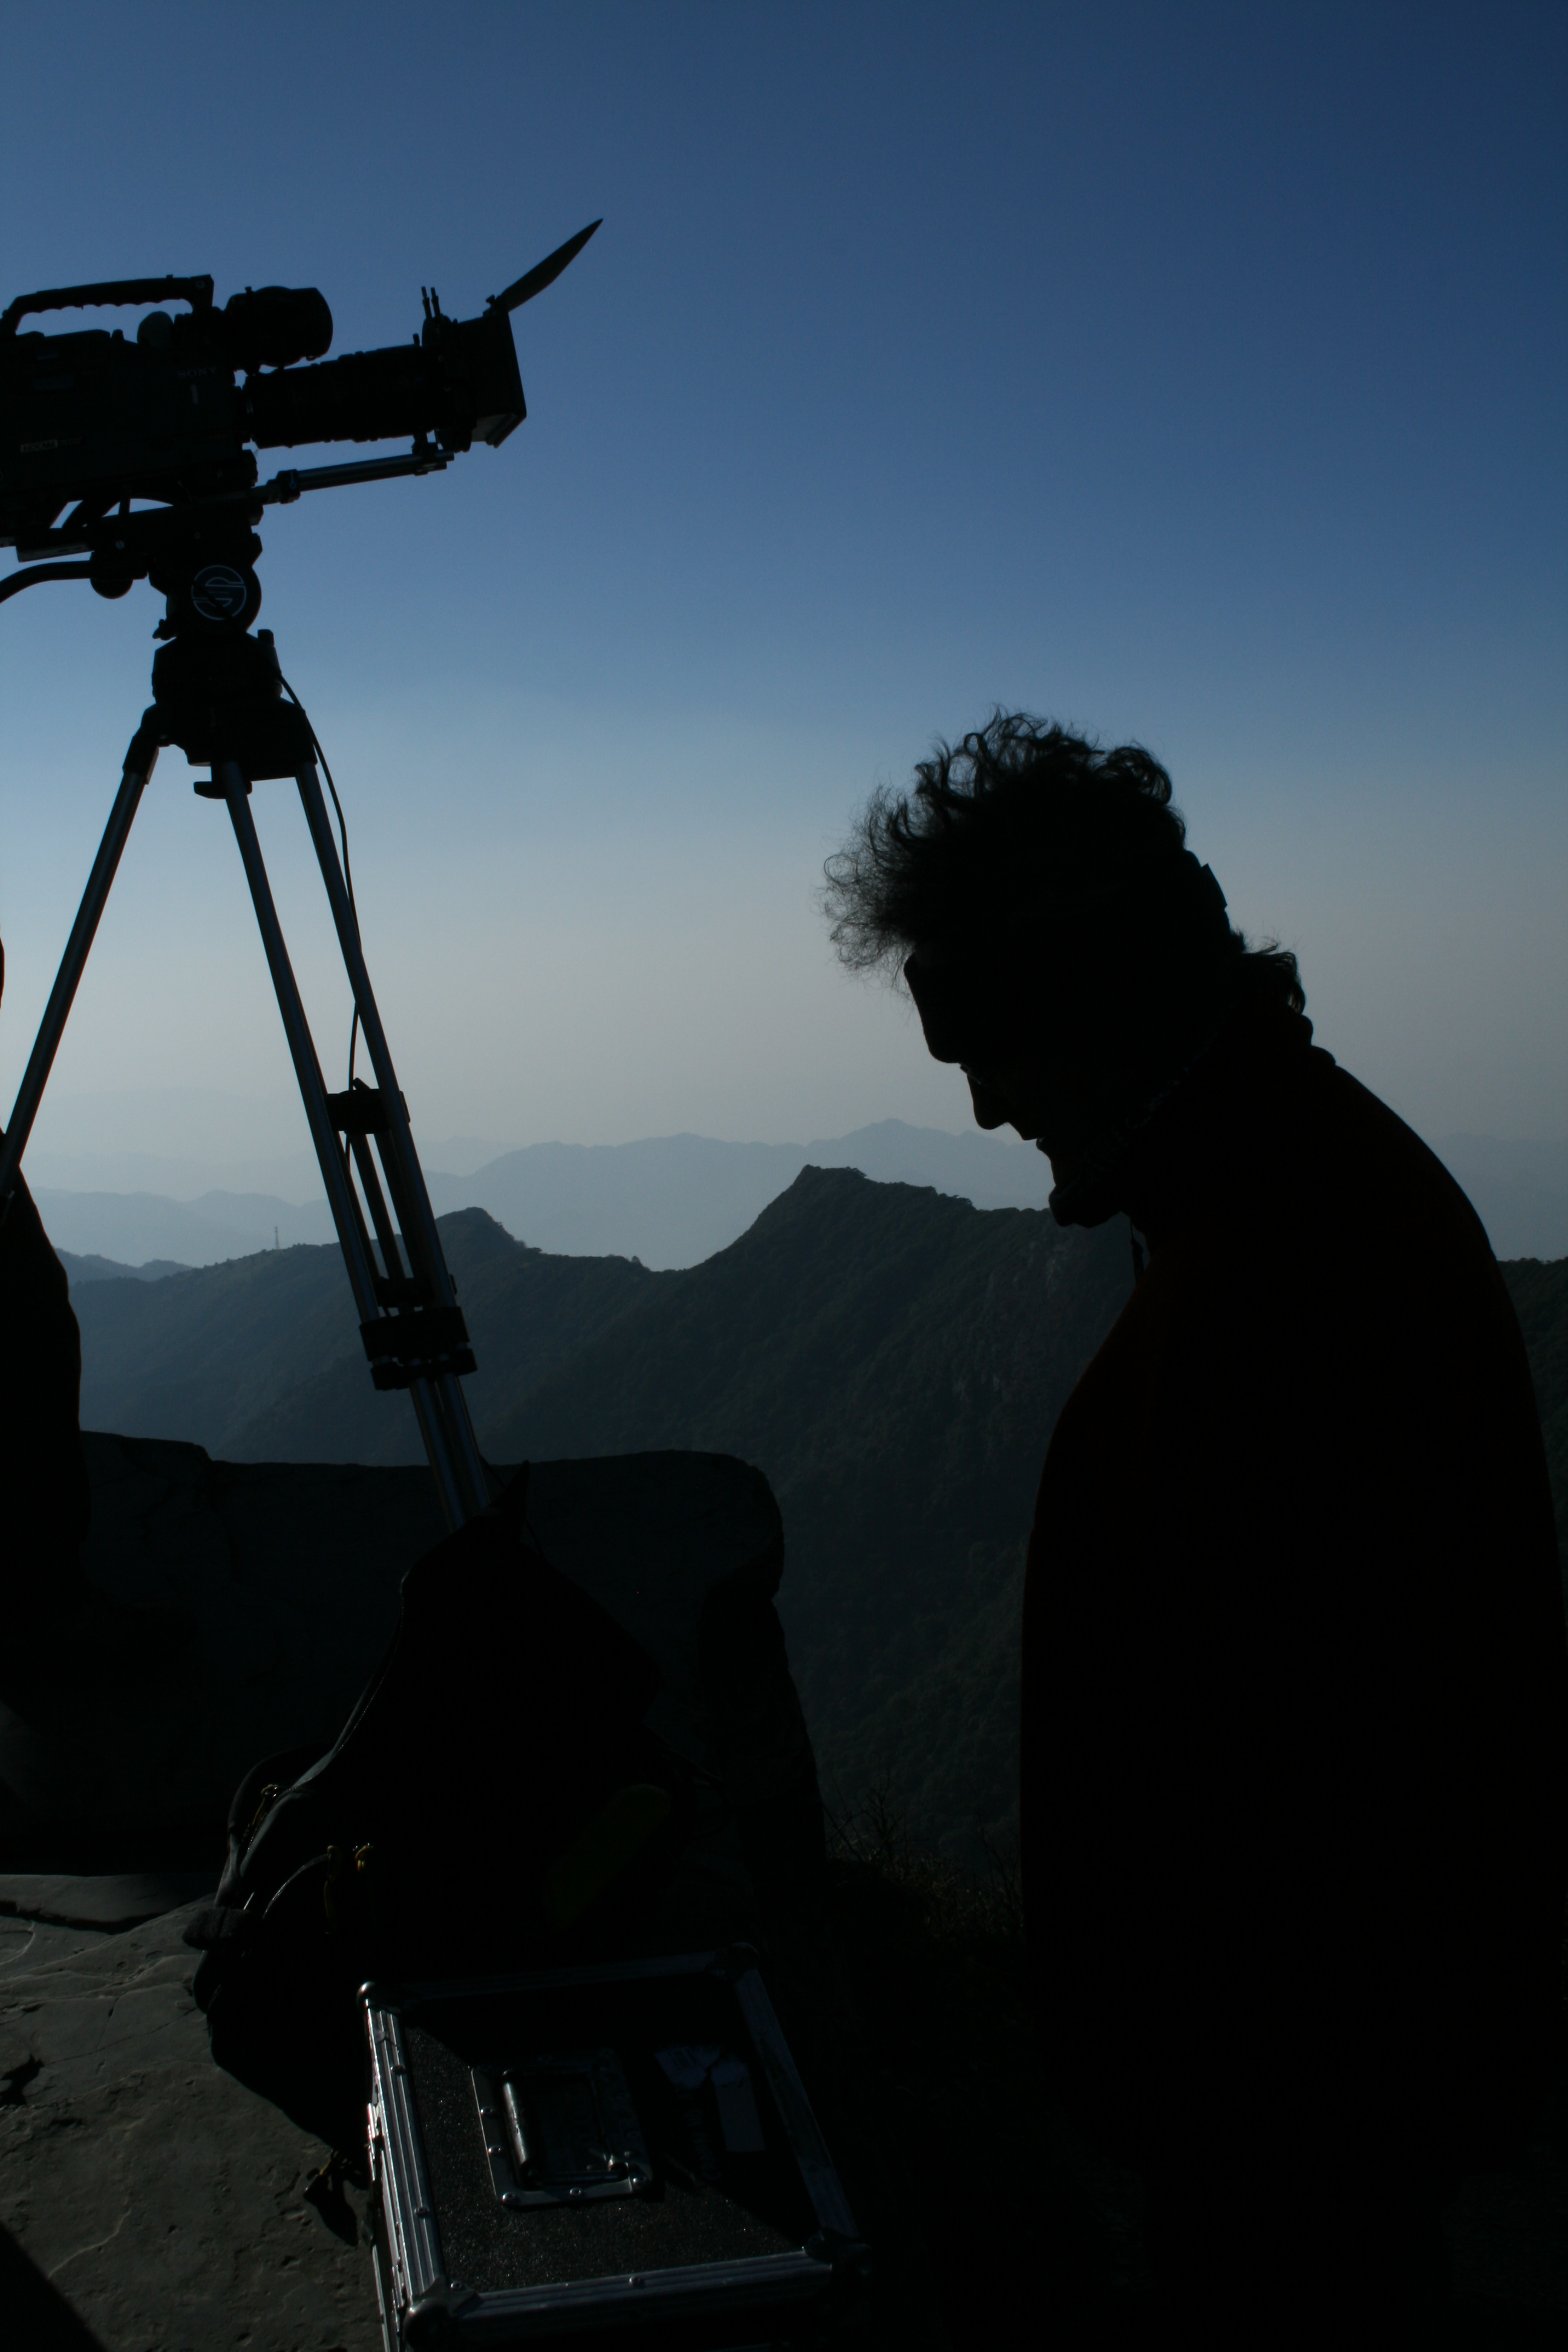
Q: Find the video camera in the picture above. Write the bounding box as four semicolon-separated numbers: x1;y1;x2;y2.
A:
0;220;599;607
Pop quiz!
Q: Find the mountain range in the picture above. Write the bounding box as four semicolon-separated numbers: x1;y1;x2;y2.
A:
67;1169;1567;1858
35;1119;1054;1272
32;1120;1568;1272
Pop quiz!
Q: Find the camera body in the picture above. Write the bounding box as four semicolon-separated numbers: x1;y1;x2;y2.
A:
1;271;532;560
2;286;250;551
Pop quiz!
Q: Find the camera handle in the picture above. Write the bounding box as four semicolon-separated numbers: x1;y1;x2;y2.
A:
0;615;494;1532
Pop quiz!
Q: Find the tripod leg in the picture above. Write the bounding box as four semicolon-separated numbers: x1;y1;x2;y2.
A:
1;715;162;1205
292;761;492;1516
215;762;472;1530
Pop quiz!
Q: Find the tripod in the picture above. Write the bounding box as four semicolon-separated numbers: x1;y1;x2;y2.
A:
0;554;492;1530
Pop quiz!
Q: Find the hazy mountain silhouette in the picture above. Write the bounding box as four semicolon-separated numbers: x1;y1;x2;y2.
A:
56;1250;192;1284
422;1120;1054;1266
39;1120;1567;1268
39;1187;334;1266
41;1121;1052;1270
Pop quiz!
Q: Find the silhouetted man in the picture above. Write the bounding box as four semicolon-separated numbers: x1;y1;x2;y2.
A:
0;941;93;1632
825;715;1568;2343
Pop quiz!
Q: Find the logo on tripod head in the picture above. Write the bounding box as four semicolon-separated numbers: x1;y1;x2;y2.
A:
191;564;252;623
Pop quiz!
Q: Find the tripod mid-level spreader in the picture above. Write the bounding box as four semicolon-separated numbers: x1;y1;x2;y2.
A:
0;546;493;1530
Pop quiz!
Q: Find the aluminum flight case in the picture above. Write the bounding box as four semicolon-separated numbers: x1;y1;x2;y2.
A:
363;1945;866;2348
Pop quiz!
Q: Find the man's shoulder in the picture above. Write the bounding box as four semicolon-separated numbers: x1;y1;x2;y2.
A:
1067;1048;1501;1406
1265;1045;1494;1266
1137;1040;1525;1417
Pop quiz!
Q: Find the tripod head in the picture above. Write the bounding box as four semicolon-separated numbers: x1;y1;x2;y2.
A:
148;608;311;789
83;516;311;785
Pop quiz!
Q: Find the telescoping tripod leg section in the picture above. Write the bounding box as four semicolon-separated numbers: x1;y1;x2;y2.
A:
213;757;492;1529
0;720;162;1211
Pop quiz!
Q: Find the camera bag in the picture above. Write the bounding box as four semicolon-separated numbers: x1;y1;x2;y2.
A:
183;1465;710;2131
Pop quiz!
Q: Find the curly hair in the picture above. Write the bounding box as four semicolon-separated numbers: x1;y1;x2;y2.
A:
823;712;1302;1059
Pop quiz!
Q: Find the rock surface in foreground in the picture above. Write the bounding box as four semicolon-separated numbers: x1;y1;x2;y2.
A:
0;1901;378;2351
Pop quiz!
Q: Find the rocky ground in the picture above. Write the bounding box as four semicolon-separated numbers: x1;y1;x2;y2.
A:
1;1897;380;2350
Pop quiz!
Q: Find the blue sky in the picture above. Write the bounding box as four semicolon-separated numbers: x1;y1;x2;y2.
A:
1;0;1563;1168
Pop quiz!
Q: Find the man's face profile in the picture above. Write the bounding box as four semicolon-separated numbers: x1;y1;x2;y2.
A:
903;941;1110;1183
909;950;1153;1187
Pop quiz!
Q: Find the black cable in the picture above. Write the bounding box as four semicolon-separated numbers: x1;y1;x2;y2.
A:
0;561;93;604
278;673;362;1089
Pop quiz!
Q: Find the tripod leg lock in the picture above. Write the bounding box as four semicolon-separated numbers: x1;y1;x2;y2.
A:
327;1085;409;1135
359;1305;477;1390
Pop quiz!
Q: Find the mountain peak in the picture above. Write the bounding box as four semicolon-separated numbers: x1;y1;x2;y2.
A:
434;1204;529;1259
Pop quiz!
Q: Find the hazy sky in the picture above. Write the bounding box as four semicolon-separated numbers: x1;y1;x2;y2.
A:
2;1;1563;1172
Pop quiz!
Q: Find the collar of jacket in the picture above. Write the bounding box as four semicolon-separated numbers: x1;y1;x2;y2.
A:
1047;986;1315;1237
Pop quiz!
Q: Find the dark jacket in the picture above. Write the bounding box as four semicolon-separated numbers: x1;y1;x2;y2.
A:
1022;996;1568;2179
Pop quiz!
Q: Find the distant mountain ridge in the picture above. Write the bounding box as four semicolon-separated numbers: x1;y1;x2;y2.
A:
41;1120;1053;1272
39;1189;335;1268
56;1251;191;1285
37;1119;1567;1270
422;1120;1056;1267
